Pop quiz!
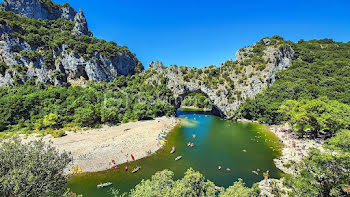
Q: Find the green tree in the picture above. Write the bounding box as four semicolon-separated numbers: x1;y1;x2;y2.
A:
0;138;72;196
279;97;350;137
0;62;8;75
286;149;350;197
43;113;59;128
129;170;175;197
219;179;259;197
325;130;350;152
171;168;216;197
127;169;257;197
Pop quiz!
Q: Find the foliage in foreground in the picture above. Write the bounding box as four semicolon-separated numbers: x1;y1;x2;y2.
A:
0;138;72;196
286;130;350;196
112;168;259;197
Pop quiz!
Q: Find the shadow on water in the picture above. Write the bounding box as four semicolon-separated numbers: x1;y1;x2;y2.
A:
67;110;283;196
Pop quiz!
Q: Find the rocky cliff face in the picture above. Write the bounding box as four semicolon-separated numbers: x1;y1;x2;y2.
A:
0;0;141;86
148;38;295;118
1;0;92;36
73;9;92;37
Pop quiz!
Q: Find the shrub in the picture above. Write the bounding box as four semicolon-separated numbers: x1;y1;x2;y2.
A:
0;62;8;75
0;138;72;196
51;130;66;138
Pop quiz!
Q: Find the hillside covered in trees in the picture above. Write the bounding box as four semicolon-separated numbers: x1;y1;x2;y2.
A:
0;70;175;136
236;39;350;125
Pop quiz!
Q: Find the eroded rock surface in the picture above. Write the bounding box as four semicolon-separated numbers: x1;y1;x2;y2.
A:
148;39;295;117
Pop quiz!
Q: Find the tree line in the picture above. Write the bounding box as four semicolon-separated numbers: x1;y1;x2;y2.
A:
0;73;175;137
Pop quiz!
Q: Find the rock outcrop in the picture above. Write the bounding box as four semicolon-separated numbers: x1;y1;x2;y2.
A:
0;0;142;86
148;38;295;118
73;9;93;37
0;32;140;86
0;0;92;36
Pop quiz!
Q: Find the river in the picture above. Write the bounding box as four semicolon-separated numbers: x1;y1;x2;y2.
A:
67;110;282;196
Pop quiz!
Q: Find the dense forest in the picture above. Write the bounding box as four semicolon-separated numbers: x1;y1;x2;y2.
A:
181;92;213;110
0;70;175;137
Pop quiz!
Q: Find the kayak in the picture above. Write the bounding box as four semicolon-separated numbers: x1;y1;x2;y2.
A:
170;146;176;154
97;182;112;188
132;167;141;173
175;156;182;161
155;171;162;175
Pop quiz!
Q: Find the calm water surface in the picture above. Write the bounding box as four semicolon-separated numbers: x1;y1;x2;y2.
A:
67;110;282;196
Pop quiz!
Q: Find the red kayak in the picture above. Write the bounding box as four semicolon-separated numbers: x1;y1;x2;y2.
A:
131;154;135;161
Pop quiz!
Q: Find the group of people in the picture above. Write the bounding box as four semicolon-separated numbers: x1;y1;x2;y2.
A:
217;165;231;171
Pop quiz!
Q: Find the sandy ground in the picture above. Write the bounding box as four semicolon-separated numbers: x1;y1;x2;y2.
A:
21;116;177;173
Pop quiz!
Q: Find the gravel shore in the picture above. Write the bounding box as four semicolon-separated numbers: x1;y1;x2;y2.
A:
269;124;324;174
21;116;177;174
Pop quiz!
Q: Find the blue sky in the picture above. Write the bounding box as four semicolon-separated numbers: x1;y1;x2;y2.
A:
55;0;350;68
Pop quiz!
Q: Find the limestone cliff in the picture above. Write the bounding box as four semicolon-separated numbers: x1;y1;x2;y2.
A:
0;0;92;36
0;0;142;86
148;37;295;118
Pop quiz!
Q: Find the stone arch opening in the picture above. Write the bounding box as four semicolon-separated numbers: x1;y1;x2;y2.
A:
173;88;225;117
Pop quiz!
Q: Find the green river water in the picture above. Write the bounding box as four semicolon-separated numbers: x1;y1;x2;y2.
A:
67;110;282;196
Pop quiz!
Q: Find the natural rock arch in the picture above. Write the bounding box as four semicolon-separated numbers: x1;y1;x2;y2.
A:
173;88;225;117
148;39;295;118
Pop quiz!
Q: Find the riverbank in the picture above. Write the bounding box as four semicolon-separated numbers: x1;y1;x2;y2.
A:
237;118;324;174
179;106;212;112
239;121;324;196
268;124;324;174
21;116;178;173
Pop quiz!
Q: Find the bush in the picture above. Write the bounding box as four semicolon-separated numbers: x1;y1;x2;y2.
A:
125;169;258;197
20;50;41;62
0;62;8;75
256;64;266;71
25;33;42;46
0;138;72;196
51;130;66;138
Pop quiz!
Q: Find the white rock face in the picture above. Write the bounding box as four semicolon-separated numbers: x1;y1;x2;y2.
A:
0;1;141;86
0;29;139;86
1;0;75;20
73;9;93;37
0;0;92;36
